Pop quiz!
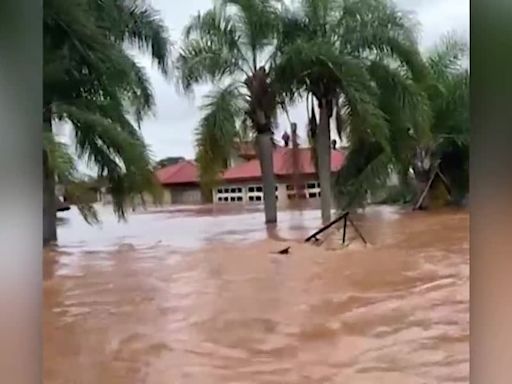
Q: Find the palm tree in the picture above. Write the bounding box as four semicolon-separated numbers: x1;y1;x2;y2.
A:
274;0;428;223
43;0;172;244
175;0;282;224
415;35;469;203
335;33;469;209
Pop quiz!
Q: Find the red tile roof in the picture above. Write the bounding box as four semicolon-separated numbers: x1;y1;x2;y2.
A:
155;160;199;185
222;147;345;182
155;148;346;185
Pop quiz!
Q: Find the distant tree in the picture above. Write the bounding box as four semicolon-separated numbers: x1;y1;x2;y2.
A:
155;156;186;168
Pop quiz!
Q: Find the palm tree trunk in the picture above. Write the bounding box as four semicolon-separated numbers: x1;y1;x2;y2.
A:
290;122;304;201
43;108;57;245
256;131;277;223
317;100;332;224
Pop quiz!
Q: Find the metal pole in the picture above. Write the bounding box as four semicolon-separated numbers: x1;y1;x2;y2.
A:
347;216;368;245
342;214;347;244
305;211;348;242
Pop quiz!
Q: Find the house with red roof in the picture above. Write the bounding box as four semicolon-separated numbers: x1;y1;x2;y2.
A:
215;146;345;204
155;160;203;204
155;143;346;206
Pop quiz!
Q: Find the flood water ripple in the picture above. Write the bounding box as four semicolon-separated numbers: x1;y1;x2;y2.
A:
44;205;469;383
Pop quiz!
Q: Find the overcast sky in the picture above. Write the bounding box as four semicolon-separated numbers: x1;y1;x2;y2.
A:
57;0;469;167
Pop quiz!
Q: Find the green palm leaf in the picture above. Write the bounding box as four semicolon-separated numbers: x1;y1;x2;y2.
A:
44;0;171;228
195;83;245;189
334;140;393;210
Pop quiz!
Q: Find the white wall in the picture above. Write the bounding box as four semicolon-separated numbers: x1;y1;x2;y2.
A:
212;179;323;205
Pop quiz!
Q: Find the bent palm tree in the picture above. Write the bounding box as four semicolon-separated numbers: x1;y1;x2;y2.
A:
275;0;428;222
336;33;468;209
413;35;469;204
43;0;172;244
176;0;282;223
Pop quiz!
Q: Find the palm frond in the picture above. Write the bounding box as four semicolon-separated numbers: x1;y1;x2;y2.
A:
92;0;172;76
195;83;245;189
176;7;245;92
43;131;101;224
117;0;172;76
341;0;420;40
56;104;158;219
300;0;341;32
64;182;101;224
43;132;78;184
427;33;468;79
336;57;390;148
334;140;392;210
125;57;155;124
425;36;469;147
339;0;427;81
176;41;242;92
222;0;282;69
368;60;431;144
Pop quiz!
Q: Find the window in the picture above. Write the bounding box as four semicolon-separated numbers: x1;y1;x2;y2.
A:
305;180;321;199
216;185;244;203
246;184;263;204
286;183;308;200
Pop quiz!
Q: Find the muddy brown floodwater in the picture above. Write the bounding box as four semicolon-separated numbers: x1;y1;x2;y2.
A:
44;205;469;384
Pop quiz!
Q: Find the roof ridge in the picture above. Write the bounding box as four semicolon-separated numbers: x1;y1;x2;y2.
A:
156;159;199;185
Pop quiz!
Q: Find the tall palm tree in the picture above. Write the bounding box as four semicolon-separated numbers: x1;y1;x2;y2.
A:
43;0;172;244
274;0;428;223
175;0;282;224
